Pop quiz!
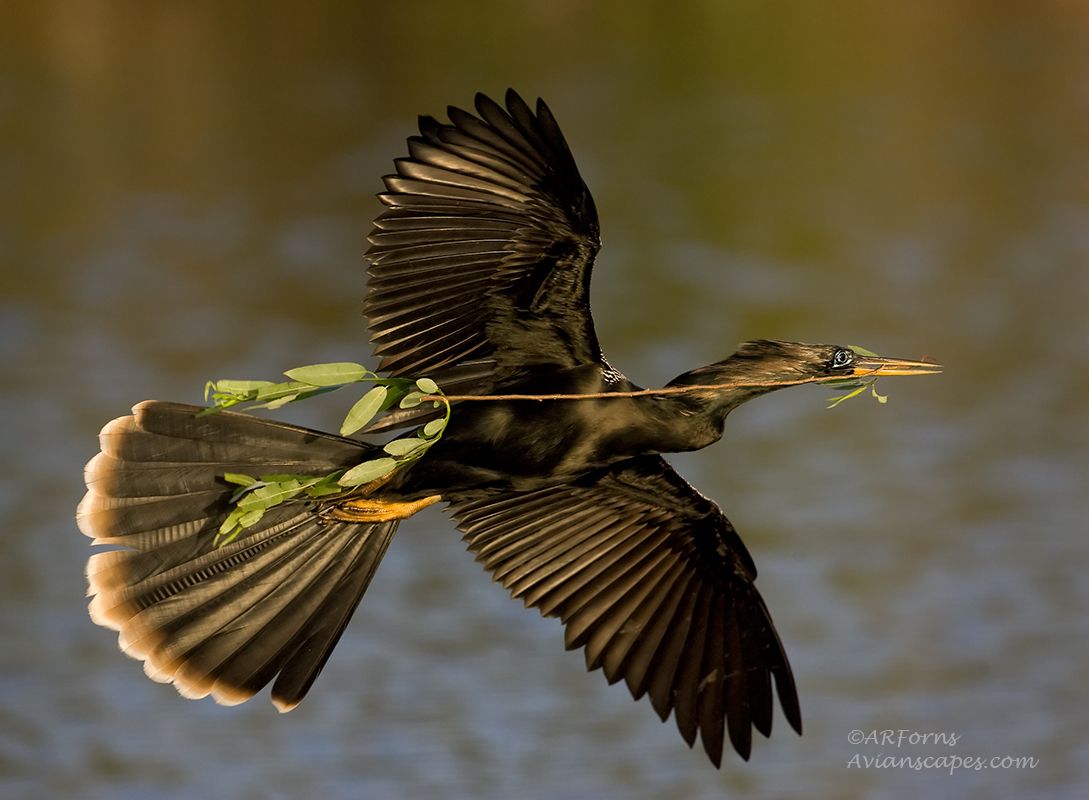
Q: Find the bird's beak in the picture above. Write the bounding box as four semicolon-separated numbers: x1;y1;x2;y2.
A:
849;354;943;378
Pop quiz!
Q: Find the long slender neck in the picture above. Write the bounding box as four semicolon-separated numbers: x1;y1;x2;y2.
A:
624;382;767;456
636;391;730;453
664;361;790;428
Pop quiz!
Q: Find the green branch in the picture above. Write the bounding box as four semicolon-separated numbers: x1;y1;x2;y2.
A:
205;364;449;546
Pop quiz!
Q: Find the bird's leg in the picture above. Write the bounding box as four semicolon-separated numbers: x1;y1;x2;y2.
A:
321;470;441;523
326;493;442;523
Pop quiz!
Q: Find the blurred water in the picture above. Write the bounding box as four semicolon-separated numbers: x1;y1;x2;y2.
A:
3;3;1088;798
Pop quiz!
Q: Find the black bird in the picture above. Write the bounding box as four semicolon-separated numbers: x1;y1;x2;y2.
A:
79;90;940;766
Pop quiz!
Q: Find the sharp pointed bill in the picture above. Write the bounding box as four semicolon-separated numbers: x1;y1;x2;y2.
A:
848;354;943;378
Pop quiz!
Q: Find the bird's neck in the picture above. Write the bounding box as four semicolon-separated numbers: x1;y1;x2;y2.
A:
633;393;730;453
662;361;795;432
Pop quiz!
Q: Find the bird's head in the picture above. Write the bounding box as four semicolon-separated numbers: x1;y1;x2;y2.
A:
667;339;942;415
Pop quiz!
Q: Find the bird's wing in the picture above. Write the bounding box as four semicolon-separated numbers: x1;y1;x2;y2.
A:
365;89;602;381
447;455;802;766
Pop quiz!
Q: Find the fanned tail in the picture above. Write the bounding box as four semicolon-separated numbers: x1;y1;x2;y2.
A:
77;401;395;711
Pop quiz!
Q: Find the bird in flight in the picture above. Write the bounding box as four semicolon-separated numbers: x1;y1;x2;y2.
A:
79;90;940;766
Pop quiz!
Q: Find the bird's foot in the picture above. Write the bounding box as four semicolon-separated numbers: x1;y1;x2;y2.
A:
325;494;442;523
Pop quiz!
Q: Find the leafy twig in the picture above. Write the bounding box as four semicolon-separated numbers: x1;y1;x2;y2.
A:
207;364;449;546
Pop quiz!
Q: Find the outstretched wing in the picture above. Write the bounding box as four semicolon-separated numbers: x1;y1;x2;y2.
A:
365;89;602;380
447;455;802;766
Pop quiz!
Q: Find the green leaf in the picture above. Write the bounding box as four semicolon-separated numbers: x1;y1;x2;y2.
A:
216;506;252;546
253;385;339;410
826;384;868;409
375;381;410;411
216;507;265;546
338;457;398;487
871;383;889;404
309;470;345;487
260;393;299;410
254;381;311;402
214;379;275;396
233;481;302;512
847;344;881;358
254;481;303;504
215;529;241;547
306;481;348;498
415;377;439;394
238;508;265;528
383;437;429;457
422;417;446;438
229;481;266;503
399;391;424;409
223;473;257;487
284;362;370;387
219;506;245;535
341;385;389;436
236;491;270;511
823;377;865;390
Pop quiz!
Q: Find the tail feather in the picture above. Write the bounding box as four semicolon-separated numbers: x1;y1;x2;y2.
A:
79;400;396;709
77;489;228;550
85;452;290;498
268;532;391;711
120;401;367;462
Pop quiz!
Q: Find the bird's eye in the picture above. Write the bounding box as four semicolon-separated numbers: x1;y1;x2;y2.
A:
832;349;853;369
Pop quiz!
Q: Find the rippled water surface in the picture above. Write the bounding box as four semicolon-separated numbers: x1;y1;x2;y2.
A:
3;4;1088;799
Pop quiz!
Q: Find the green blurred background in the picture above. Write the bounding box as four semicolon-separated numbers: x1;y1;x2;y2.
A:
2;2;1087;798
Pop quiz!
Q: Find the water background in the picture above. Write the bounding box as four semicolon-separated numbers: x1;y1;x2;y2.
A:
2;4;1087;798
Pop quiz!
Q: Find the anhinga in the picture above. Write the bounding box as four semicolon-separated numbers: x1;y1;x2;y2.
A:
79;90;940;766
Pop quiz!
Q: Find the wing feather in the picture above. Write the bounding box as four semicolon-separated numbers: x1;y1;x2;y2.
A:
448;455;801;765
365;90;602;382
